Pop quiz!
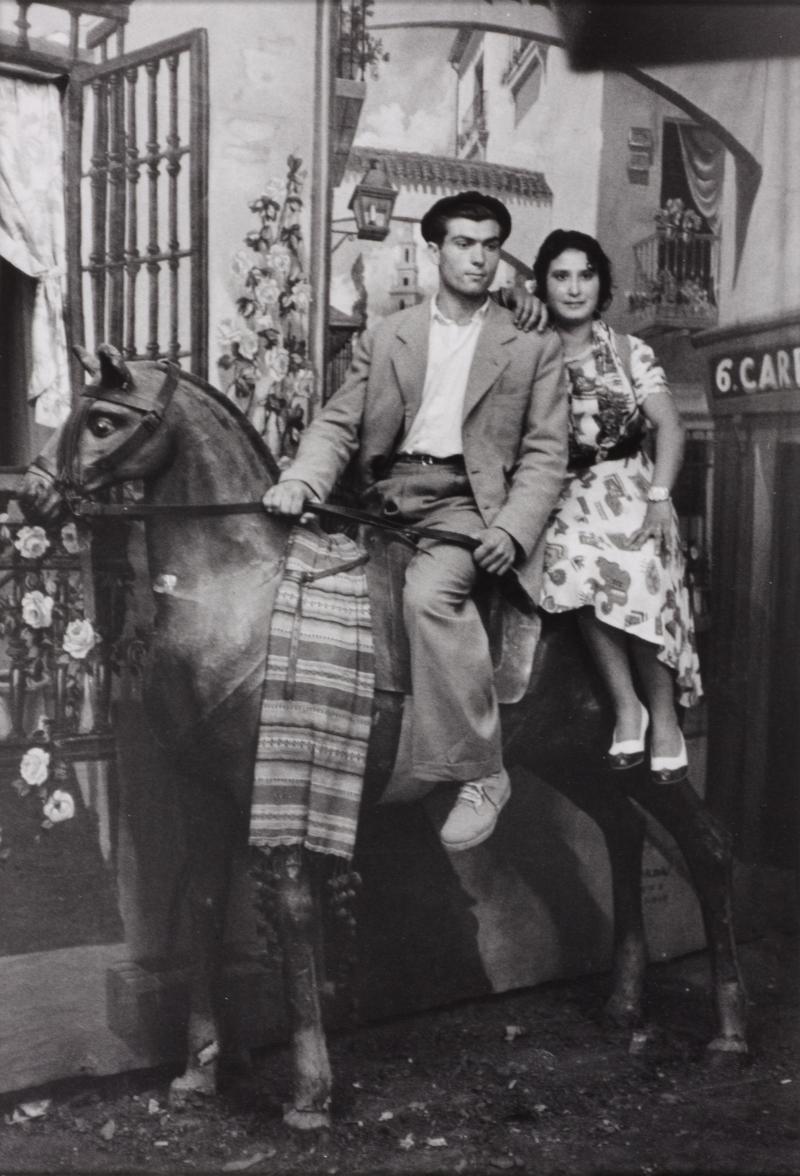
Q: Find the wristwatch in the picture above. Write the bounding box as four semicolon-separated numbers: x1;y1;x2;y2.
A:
646;485;671;502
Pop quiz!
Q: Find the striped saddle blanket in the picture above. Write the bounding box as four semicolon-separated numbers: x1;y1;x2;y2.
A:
249;524;375;861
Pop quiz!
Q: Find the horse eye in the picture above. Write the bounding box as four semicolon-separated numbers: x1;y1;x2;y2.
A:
88;414;117;438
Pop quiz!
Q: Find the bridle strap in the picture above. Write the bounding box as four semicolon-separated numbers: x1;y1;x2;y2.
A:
28;455;57;482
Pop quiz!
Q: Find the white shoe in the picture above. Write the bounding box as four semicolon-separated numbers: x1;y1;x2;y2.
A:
439;769;511;852
651;732;689;783
608;704;649;770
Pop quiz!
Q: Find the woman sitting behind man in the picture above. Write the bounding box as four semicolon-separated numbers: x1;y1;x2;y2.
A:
531;229;702;782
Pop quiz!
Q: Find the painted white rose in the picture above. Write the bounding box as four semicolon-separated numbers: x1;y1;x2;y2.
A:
20;747;50;787
217;318;242;351
230;249;257;283
237;327;259;361
266;244;292;278
21;590;55;629
293;281;312;312
267;347;291;382
63;618;97;660
255;310;276;335
261;178;284;205
14;526;50;560
43;789;75;824
255;276;281;309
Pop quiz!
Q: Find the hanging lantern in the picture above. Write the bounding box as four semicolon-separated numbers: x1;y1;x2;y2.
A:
348;157;398;242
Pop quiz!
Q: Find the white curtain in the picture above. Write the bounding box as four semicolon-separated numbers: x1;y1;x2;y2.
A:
0;76;71;428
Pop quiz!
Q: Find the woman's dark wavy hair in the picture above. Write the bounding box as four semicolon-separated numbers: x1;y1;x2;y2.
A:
532;229;614;315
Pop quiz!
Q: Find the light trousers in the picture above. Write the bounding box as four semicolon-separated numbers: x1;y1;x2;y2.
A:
366;461;502;783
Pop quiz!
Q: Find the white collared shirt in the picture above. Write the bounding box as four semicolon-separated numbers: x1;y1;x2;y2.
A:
399;296;490;457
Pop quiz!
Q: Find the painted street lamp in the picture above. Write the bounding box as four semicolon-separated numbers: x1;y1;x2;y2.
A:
348;157;398;242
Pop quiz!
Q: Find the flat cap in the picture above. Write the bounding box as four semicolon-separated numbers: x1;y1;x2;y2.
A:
420;190;512;243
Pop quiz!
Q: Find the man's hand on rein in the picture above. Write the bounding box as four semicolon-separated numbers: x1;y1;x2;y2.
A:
261;480;316;518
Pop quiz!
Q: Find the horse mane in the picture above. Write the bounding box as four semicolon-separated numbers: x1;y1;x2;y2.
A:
176;368;283;484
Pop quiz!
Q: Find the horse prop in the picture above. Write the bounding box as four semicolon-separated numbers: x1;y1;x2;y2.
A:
20;344;747;1129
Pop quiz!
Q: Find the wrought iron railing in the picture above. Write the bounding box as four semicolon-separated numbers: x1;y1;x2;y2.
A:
335;0;371;81
0;1;130;65
628;230;720;328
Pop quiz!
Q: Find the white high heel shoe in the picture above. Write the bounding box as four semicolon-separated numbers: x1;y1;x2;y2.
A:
607;704;649;770
650;732;689;784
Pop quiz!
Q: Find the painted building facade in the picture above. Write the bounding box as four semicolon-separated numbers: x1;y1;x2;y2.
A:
331;145;552;328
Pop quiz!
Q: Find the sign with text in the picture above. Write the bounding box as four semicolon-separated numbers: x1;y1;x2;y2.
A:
710;342;800;400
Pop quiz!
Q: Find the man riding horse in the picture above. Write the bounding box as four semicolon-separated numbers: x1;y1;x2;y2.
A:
262;191;568;852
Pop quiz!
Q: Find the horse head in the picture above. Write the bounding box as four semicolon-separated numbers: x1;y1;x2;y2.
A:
58;343;179;498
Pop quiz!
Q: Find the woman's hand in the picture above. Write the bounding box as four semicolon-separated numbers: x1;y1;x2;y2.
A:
513;288;549;333
631;500;674;552
495;285;549;332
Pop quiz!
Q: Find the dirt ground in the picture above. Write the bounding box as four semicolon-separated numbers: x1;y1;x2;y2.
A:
0;931;797;1176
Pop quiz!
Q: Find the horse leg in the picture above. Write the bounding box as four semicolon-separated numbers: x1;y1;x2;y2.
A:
272;845;332;1130
169;778;235;1105
556;772;648;1027
633;778;748;1056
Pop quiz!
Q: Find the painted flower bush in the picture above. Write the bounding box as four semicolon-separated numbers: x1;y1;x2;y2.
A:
4;741;74;839
0;738;78;866
0;516;104;866
217;154;318;467
0;517;100;738
0;716;124;956
336;0;390;80
655;197;704;237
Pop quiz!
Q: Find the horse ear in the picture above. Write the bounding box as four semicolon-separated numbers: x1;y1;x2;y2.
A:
73;344;100;377
96;343;134;389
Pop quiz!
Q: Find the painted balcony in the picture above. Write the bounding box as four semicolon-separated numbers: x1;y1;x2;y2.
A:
332;0;385;185
628;229;720;334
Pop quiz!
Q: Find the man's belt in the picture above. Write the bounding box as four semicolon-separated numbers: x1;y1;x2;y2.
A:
394;452;466;467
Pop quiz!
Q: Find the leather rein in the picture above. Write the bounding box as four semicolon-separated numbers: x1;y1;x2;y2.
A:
63;366;536;616
73;495;477;551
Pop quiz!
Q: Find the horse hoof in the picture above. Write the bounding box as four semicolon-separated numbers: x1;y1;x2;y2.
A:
168;1066;218;1108
283;1105;331;1131
602;995;643;1029
706;1035;749;1064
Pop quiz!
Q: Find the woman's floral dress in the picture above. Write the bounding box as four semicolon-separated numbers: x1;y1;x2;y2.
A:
539;320;703;707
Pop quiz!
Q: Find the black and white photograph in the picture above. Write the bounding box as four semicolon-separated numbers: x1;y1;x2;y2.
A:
0;1;796;1172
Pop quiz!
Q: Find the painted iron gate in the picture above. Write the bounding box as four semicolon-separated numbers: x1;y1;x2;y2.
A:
0;14;211;1095
64;29;209;376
